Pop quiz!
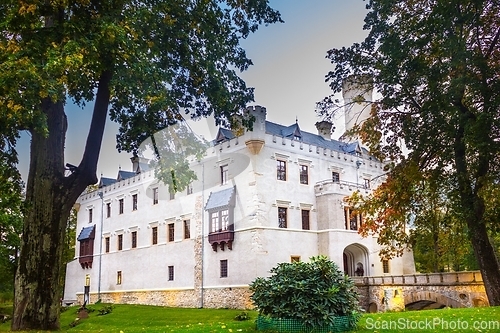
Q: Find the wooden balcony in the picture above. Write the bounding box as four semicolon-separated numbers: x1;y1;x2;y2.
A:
79;255;94;269
208;226;234;251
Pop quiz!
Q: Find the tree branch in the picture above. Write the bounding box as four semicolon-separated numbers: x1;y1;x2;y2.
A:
74;70;113;186
486;26;500;59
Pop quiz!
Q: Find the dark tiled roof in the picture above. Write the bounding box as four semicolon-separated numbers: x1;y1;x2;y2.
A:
77;225;95;241
265;121;360;154
210;120;372;158
205;186;236;211
215;127;235;143
99;177;117;188
117;170;137;181
280;123;302;138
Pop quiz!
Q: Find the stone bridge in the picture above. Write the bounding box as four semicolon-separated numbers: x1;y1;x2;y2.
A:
353;271;489;312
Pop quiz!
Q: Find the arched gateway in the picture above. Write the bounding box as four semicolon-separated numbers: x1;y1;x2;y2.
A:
343;243;369;277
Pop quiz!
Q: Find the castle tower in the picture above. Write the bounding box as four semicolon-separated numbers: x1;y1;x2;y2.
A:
341;75;373;145
245;105;267;154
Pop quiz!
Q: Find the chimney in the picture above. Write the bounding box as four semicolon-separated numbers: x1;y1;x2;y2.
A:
130;156;150;174
315;121;333;140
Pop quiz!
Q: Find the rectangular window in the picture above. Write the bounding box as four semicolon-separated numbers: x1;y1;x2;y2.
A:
211;212;219;233
187;184;193;195
344;207;362;231
278;207;287;228
220;260;228;278
131;231;137;248
382;259;390;274
153;187;159;205
301;210;310;230
277;160;286;181
221;209;229;231
105;237;110;253
169;192;175;200
117;271;122;285
118;234;123;251
168;266;174;281
332;171;340;183
220;165;228;185
119;198;124;214
299;165;308;184
89;209;93;223
184;220;191;239
152;226;158;245
106;203;111;218
168;223;174;242
291;256;301;263
132;194;138;211
210;210;230;233
364;178;371;189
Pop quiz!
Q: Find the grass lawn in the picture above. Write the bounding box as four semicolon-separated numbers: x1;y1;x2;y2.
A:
0;303;499;332
357;306;500;332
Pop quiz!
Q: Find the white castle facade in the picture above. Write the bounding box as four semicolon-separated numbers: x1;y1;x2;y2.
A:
64;86;415;308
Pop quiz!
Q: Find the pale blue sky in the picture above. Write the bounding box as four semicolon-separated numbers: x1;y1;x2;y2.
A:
16;1;369;180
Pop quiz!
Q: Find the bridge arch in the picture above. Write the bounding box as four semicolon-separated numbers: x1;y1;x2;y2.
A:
343;243;369;277
404;290;466;310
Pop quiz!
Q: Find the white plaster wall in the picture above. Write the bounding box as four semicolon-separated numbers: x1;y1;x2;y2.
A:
64;113;414;305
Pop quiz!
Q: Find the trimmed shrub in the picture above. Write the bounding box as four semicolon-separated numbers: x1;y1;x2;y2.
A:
250;256;361;329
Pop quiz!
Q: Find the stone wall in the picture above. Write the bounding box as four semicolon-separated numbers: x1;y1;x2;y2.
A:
77;286;254;309
80;289;199;308
202;287;254;309
354;271;488;312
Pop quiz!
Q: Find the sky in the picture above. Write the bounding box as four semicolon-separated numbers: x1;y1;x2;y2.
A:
16;0;369;180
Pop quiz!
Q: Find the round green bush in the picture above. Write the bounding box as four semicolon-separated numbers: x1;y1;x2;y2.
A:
250;256;361;328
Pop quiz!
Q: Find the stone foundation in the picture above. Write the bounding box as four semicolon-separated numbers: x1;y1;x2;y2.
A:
202;287;254;309
77;286;254;309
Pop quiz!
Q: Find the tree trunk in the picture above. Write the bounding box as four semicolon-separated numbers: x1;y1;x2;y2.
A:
11;70;111;330
454;121;500;306
12;100;71;330
467;214;500;306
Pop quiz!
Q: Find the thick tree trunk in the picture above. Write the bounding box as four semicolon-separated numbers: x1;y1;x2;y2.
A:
454;119;500;306
12;100;74;330
12;70;111;330
467;211;500;306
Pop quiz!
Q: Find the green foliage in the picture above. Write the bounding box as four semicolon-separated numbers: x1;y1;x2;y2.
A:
143;121;209;193
250;256;361;328
234;311;249;321
60;208;77;296
322;0;500;303
0;292;12;304
2;0;282;329
97;304;113;316
68;317;81;328
0;147;23;295
349;165;481;271
1;304;500;333
78;305;95;314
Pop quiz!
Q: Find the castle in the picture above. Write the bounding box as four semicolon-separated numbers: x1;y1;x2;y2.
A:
64;82;415;308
